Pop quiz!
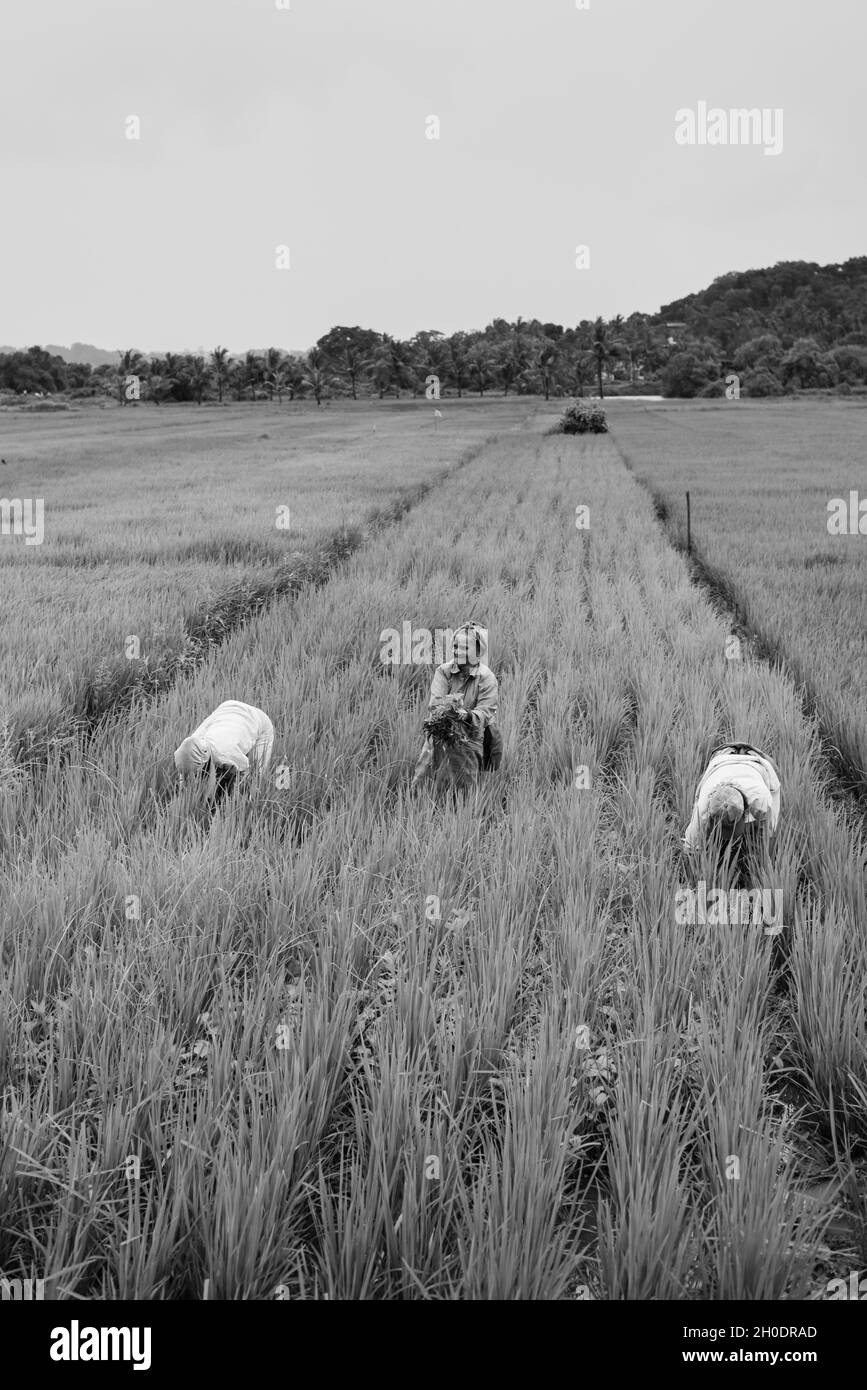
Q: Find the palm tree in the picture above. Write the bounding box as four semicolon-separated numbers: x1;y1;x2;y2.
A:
572;349;596;398
263;347;284;401
226;360;245;402
189;356;211;404
371;342;394;399
303;366;327;406
147;355;178;404
268;364;291;403
210;346;229;403
467;343;494;396
511;321;533;393
539;343;558;401
447;332;470;398
371;335;411;398
117;348;145;404
497;348;518;396
622;314;650;386
302;349;333;406
244;351;262;402
162;353;184;402
283;356;305;401
340;341;372;399
592;320;629;397
146;357;169;405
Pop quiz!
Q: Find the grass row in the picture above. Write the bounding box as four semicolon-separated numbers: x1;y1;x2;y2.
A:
608;398;867;800
2;402;527;757
0;425;864;1297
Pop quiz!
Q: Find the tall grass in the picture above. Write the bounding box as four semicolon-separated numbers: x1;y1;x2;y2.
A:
608;397;867;797
0;420;863;1298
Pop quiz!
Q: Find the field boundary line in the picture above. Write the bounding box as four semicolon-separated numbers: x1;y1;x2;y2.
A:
607;430;867;828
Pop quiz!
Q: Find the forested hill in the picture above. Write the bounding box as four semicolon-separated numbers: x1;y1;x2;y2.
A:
3;257;866;400
656;258;867;352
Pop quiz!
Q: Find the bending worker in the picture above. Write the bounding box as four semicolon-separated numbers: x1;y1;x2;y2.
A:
683;741;780;851
174;699;275;801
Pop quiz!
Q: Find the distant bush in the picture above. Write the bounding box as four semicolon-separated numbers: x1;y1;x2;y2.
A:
552;400;608;434
699;378;727;398
661;350;719;398
745;370;785;398
830;344;867;385
732;334;784;375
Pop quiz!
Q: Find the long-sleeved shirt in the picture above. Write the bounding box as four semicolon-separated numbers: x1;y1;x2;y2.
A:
175;701;274;776
428;661;498;737
683;746;780;849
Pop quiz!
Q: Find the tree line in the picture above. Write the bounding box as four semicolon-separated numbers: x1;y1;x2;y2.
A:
3;258;866;402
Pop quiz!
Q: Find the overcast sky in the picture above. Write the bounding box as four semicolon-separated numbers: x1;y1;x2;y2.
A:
1;0;862;353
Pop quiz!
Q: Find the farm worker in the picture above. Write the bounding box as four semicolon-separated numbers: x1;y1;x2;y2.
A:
683;742;780;850
174;700;275;800
412;621;500;786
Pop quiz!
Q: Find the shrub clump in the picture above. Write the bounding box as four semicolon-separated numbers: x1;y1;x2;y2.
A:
552;400;608;434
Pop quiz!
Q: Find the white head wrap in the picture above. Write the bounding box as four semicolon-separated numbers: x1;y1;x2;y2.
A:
174;735;211;777
706;783;745;826
449;621;488;674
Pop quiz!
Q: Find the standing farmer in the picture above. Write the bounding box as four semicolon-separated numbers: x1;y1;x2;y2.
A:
412;621;500;790
174;700;275;802
683;742;780;851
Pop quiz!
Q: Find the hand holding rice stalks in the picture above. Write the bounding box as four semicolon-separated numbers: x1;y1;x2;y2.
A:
423;698;472;745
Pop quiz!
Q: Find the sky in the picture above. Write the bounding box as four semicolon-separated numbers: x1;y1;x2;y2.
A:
1;0;863;353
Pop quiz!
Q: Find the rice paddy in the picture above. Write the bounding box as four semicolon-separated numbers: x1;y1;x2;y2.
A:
0;400;864;1300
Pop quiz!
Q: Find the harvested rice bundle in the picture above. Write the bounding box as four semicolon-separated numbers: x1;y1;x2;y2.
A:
413;700;482;793
422;706;475;746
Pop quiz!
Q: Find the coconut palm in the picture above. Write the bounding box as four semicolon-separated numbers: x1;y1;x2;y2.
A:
210;346;230;403
302;349;335;406
228;360;246;402
446;332;470;398
117;348;145;404
538;343;558;401
189;356;211;404
621;314;651;386
496;346;519;396
146;360;169;405
244;351;262;402
268;365;292;403
591;320;630;397
571;349;596;398
160;353;186;402
146;356;175;405
467;342;494;396
262;348;284;402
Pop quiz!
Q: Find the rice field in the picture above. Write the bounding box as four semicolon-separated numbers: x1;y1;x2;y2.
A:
1;403;865;1300
607;398;867;797
0;399;528;750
